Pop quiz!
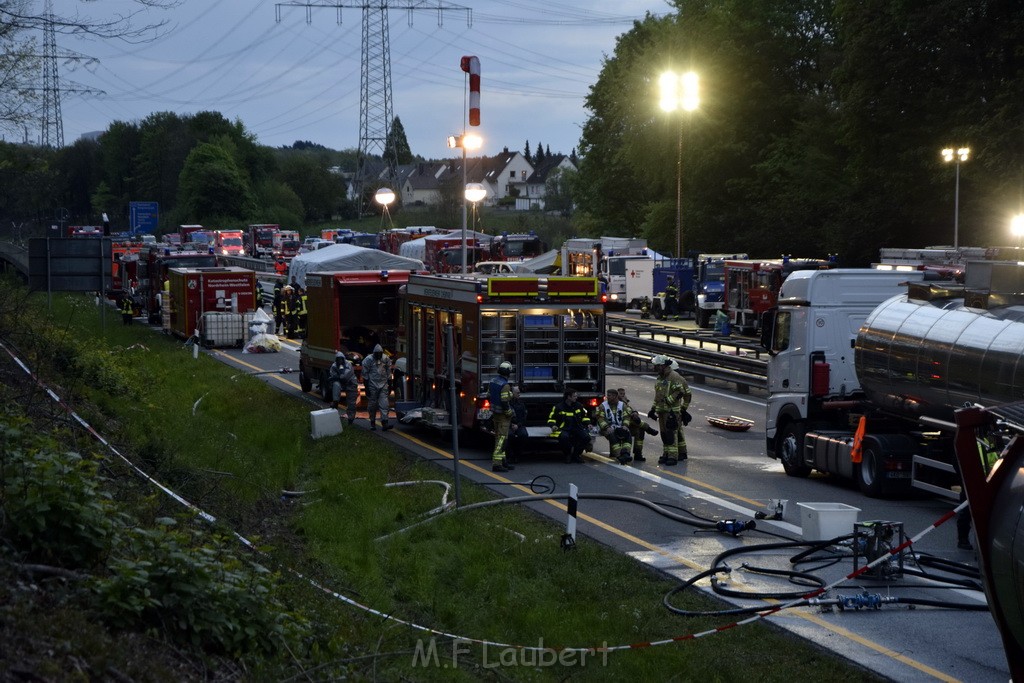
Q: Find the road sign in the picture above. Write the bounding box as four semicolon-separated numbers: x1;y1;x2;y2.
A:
28;237;112;292
129;201;159;234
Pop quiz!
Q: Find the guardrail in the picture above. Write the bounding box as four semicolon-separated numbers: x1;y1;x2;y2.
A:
606;320;768;393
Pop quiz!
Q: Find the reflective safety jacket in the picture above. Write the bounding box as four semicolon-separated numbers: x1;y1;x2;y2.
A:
547;401;590;437
596;400;636;433
488;375;512;415
653;369;691;414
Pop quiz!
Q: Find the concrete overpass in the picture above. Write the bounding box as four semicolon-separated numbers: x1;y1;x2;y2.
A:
0;241;30;285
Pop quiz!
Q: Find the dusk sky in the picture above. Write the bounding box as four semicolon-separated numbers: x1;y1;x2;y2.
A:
44;0;671;159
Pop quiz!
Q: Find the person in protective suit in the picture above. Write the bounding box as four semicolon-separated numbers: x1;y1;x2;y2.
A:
361;344;393;431
618;386;657;463
649;354;692;465
488;361;516;472
327;351;359;425
596;388;638;464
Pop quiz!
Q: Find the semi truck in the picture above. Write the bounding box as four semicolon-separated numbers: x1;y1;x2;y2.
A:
761;264;1024;498
401;273;606;436
297;270;415;399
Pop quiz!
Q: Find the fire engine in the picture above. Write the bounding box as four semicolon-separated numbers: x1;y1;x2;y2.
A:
246;224;278;258
213;230;245;257
131;246;219;324
723;256;834;335
490;232;546;262
378;226;440;254
298;270;416;399
401;273;606;435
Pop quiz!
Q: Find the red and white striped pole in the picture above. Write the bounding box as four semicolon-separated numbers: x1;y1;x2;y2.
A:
460;55;480;126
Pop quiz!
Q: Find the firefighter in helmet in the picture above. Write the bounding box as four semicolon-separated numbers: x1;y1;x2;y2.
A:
488;361;515;472
648;354;692;465
596;388;637;464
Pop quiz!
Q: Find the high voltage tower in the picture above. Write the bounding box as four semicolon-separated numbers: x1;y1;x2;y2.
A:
275;1;471;212
40;0;63;148
37;0;102;148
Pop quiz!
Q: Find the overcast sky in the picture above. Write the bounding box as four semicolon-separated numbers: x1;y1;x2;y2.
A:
44;0;671;159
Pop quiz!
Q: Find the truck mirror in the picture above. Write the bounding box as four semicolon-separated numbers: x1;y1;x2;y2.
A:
378;299;392;322
760;309;776;353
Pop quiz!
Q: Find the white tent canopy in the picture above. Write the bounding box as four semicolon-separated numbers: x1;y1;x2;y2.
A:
514;249;560;274
287;244;425;287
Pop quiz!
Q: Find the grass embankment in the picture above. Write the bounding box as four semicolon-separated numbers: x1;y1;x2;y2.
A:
0;282;876;681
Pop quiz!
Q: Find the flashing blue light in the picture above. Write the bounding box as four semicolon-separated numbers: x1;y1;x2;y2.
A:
380;270;389;280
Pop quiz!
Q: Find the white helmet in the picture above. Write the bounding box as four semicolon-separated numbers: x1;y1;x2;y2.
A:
670;359;680;371
650;354;672;367
498;361;513;377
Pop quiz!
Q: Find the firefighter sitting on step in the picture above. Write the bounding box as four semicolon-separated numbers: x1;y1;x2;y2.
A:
596;388;637;464
547;389;591;464
618;386;657;462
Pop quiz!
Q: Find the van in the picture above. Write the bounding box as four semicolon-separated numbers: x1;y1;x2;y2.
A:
214;230;245;256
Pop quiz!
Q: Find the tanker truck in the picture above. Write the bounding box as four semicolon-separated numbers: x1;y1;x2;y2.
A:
761;264;1024;497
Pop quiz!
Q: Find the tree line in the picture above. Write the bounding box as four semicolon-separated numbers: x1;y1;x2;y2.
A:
574;0;1024;265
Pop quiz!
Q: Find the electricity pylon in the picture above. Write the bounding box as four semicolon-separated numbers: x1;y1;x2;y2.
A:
275;1;471;212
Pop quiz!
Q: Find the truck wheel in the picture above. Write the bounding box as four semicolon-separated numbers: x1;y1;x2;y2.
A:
696;309;709;328
299;369;312;393
857;443;910;498
777;422;811;477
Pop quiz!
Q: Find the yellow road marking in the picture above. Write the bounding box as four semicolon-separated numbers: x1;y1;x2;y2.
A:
215;353;958;681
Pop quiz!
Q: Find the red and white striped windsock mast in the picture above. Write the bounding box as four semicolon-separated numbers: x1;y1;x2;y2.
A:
459;55;481;273
461;55;480;126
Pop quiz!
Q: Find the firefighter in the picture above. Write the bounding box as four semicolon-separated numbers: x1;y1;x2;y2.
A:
327;352;358;425
547;389;591;464
285;287;301;337
648;354;692;465
505;384;529;465
273;287;287;335
119;293;134;325
361;344;393;431
664;277;679;318
254;282;265;310
297;286;308;338
488;361;515;472
274;257;288;277
596;388;637;464
618;386;657;462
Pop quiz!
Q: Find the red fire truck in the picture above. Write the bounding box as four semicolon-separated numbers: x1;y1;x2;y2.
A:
298;270;417;399
246;224;279;258
132;247;219;324
401;273;607;435
723;256;834;335
378;226;440;254
490;232;546;262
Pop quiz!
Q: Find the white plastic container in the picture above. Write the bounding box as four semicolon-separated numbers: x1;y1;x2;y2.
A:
797;502;861;541
310;408;343;439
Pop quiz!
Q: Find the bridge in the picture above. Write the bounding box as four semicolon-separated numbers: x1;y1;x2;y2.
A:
0;241;29;284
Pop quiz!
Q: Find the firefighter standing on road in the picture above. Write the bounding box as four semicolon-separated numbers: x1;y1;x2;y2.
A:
488;362;515;473
273;286;287;335
274;257;287;277
649;355;692;465
361;344;393;431
120;293;134;325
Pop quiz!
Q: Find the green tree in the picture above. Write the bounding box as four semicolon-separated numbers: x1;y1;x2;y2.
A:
385;117;414;165
277;154;346;221
89;181;116;220
253;179;304;229
54;138;100;220
544;167;576;217
534;141;545;163
176;138;255;223
523;140;532;164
